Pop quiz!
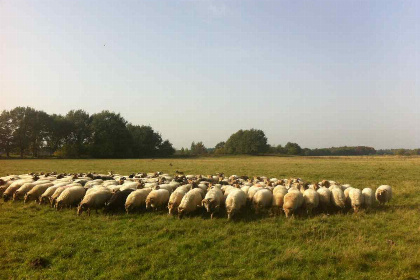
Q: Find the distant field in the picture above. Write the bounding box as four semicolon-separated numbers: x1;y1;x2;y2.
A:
0;156;419;279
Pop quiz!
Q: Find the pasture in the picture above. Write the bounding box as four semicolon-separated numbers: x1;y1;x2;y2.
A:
0;156;419;280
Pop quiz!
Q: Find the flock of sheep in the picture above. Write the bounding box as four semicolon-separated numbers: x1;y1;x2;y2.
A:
0;172;393;219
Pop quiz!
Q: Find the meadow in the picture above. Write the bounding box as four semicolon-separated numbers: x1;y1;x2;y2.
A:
0;156;419;280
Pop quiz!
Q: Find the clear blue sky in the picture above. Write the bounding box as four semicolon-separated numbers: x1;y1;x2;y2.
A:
0;0;419;149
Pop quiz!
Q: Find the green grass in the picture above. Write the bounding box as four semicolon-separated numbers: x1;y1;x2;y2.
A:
0;156;419;280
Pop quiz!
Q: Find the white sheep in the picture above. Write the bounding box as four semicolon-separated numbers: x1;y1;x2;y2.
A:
303;188;319;215
40;186;60;205
125;188;153;213
330;186;346;210
375;185;392;205
178;189;203;219
272;186;288;215
225;189;247;220
13;181;50;201
202;187;224;219
247;185;263;204
362;188;374;208
77;189;112;216
317;187;332;213
24;183;54;203
349;188;364;213
50;184;81;207
3;179;33;202
168;189;187;215
343;187;354;208
119;182;139;191
283;189;304;218
145;189;170;211
56;186;86;210
252;188;273;214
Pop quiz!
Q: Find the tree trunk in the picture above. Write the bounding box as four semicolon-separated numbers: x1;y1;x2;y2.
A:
20;147;24;158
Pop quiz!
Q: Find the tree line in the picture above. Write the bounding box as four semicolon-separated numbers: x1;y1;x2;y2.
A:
177;129;419;156
1;109;418;158
0;107;175;158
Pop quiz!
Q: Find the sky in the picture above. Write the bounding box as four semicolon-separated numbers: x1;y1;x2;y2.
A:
0;0;419;149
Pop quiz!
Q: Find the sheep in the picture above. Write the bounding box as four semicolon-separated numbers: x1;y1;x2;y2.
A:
3;179;33;202
283;189;304;218
56;186;86;210
145;189;170;211
77;189;112;216
50;184;81;207
247;185;263;204
225;189;247;220
40;185;60;205
349;188;364;213
330;186;346;211
240;185;250;195
375;185;392;205
168;189;187;216
120;182;139;191
303;188;319;215
104;189;135;212
252;188;273;214
362;188;374;208
125;188;153;213
343;187;354;208
24;183;54;203
317;187;332;213
202;187;224;219
177;189;203;219
271;186;288;215
13;180;51;201
0;180;13;196
154;184;173;193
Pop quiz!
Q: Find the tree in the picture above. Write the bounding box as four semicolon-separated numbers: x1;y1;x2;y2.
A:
63;110;91;157
158;140;175;156
89;111;132;158
128;125;163;157
190;141;207;155
0;110;14;157
44;114;72;155
224;129;269;154
284;142;302;155
9;107;33;158
214;141;226;154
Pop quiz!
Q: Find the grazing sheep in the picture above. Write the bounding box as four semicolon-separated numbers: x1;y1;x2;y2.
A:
272;187;288;215
24;183;54;203
168;189;187;216
40;185;60;205
105;189;135;212
119;182;139;191
125;188;153;213
145;189;170;211
50;184;81;207
349;188;364;213
330;186;346;210
77;189;112;216
178;189;203;219
13;181;50;201
252;188;273;214
0;180;13;196
225;189;247;220
202;187;224;219
56;186;86;210
155;184;174;194
247;185;263;204
375;185;392;205
3;179;33;202
362;188;374;208
283;189;304;218
317;187;332;213
343;187;354;208
303;188;319;215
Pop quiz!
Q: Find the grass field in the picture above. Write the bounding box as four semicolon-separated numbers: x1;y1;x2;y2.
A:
0;156;419;280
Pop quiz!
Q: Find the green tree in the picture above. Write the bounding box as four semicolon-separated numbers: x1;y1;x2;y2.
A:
128;125;163;157
158;140;175;156
284;142;302;155
191;141;207;155
224;129;268;154
0;110;14;157
63;110;91;157
89;111;132;158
